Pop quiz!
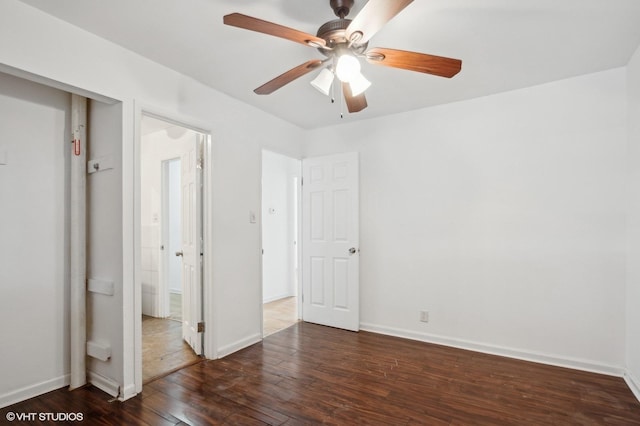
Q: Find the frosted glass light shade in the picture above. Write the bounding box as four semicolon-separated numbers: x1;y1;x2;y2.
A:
310;68;334;96
336;54;361;82
349;73;371;96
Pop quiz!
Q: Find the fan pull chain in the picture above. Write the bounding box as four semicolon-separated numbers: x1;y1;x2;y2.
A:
331;78;335;104
340;83;344;119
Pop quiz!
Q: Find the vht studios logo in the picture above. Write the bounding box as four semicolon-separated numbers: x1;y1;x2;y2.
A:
5;411;84;422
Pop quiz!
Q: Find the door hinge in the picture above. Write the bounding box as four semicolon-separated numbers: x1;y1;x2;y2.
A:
197;322;205;333
301;177;304;186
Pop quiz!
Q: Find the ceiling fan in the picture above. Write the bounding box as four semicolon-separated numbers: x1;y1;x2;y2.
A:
223;0;462;114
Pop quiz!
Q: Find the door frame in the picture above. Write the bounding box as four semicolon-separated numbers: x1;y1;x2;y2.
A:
133;104;215;394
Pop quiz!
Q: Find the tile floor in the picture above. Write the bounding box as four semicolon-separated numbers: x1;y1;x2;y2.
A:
141;315;200;383
263;296;298;337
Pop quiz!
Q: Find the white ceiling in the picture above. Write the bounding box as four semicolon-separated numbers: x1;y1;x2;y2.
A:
18;0;640;129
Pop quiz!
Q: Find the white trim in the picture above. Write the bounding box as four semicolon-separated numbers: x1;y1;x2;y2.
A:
202;134;217;360
122;99;137;400
0;63;118;105
360;322;625;377
0;375;69;409
259;149;264;341
263;293;295;304
87;371;119;398
217;333;263;359
132;101;143;395
625;370;640;402
119;383;138;402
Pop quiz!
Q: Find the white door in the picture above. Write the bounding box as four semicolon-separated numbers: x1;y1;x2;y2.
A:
179;135;203;355
164;158;182;313
302;152;359;331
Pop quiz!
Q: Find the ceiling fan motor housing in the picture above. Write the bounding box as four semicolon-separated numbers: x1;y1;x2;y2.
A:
316;18;368;57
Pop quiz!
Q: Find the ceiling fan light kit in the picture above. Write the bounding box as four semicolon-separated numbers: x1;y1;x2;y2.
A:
223;0;462;115
348;73;371;97
335;54;361;82
311;68;335;96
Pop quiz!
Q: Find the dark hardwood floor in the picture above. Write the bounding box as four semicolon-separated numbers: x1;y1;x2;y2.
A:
3;322;640;425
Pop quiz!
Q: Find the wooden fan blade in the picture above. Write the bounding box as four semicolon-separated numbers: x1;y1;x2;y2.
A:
254;60;324;95
345;0;413;44
223;13;326;48
366;47;462;78
342;82;368;113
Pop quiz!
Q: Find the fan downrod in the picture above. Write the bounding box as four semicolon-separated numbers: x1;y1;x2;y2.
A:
330;0;354;18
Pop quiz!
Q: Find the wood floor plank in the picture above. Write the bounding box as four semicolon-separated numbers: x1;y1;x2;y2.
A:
2;322;640;425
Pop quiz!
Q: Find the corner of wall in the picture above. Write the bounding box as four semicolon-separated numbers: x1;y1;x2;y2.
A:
626;40;640;400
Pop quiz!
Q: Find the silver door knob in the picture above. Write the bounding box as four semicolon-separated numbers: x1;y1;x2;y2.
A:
349;247;357;254
175;251;183;257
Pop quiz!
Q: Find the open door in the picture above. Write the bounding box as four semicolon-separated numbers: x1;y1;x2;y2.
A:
302;152;359;331
178;135;203;355
162;158;182;318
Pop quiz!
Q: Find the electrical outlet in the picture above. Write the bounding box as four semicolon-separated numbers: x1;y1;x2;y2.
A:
420;310;429;323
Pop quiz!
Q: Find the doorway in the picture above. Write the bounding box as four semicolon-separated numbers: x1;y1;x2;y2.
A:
140;114;205;382
261;150;301;336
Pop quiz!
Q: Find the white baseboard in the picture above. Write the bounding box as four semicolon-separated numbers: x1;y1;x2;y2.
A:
87;371;119;398
0;374;69;409
217;333;262;359
119;383;138;402
263;293;294;304
360;322;624;377
624;370;640;402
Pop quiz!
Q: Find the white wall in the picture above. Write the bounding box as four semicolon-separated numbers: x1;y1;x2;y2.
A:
0;73;70;407
86;100;124;396
262;150;300;303
626;44;640;397
0;0;304;403
305;68;628;373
